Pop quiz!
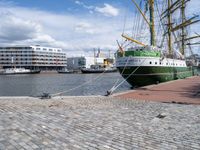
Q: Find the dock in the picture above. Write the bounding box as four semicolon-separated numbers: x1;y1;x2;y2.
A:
0;95;200;149
115;76;200;105
0;76;200;149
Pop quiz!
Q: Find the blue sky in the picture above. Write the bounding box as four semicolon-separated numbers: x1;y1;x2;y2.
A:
0;0;199;56
10;0;125;12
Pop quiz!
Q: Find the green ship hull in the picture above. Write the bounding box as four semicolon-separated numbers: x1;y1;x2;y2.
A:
117;66;198;87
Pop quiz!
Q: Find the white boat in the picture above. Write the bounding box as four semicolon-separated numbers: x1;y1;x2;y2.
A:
57;68;74;74
0;68;40;75
81;65;117;73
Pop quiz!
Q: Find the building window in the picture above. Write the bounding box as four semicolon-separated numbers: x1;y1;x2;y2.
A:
149;61;152;64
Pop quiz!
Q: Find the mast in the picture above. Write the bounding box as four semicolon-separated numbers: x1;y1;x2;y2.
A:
167;0;172;55
181;0;186;55
149;0;156;46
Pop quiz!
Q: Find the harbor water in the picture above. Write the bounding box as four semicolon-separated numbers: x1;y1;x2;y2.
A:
0;72;130;97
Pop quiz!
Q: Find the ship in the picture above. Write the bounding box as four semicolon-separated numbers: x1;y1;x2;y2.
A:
57;68;74;74
116;0;199;87
0;68;41;75
81;64;117;73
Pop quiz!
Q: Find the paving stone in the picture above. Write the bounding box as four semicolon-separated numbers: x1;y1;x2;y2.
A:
0;96;200;149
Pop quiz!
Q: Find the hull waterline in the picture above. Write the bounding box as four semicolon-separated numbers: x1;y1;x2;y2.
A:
117;66;197;87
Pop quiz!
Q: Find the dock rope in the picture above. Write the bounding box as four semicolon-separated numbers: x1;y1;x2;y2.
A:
106;56;131;94
106;58;147;96
51;69;109;97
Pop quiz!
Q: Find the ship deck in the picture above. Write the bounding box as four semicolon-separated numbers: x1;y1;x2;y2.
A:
115;76;200;105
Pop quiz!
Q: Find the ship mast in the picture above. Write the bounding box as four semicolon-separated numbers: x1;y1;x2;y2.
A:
162;0;200;56
167;0;172;55
122;0;156;47
149;0;156;46
181;0;186;55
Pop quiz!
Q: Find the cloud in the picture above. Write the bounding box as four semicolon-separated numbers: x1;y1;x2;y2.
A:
75;22;95;34
75;0;94;10
0;10;75;51
0;12;39;42
0;10;68;48
75;1;119;17
95;3;119;17
75;1;81;5
0;2;124;56
0;0;198;57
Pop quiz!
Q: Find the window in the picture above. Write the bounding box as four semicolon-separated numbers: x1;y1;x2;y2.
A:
155;62;157;65
149;61;152;64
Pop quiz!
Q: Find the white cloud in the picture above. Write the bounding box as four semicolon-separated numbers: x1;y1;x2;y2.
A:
75;22;95;34
75;0;94;10
95;3;119;17
75;1;81;5
0;0;198;57
0;13;39;42
75;1;119;17
0;2;124;56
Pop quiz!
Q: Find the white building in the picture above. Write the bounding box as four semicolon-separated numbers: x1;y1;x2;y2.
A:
0;45;67;70
67;56;115;70
67;57;95;70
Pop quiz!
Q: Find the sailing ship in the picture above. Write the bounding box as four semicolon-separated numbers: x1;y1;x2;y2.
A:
116;0;199;87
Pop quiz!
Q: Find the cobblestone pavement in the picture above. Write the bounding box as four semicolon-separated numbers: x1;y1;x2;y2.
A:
0;96;200;150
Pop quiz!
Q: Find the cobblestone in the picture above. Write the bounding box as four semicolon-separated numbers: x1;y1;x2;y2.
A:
0;96;200;149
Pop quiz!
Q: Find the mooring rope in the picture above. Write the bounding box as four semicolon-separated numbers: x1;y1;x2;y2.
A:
107;57;147;95
109;55;131;91
51;69;108;97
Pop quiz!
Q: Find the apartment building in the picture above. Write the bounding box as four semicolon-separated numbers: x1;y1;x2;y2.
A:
0;45;67;70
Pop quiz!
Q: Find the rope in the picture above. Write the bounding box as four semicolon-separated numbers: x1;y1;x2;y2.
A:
109;55;131;92
122;9;127;35
107;57;147;95
155;0;167;48
51;69;108;97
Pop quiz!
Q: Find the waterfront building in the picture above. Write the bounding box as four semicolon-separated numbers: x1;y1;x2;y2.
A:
0;45;67;70
67;57;94;71
67;56;115;71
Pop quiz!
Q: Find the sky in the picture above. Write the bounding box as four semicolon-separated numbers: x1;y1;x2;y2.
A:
0;0;199;56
